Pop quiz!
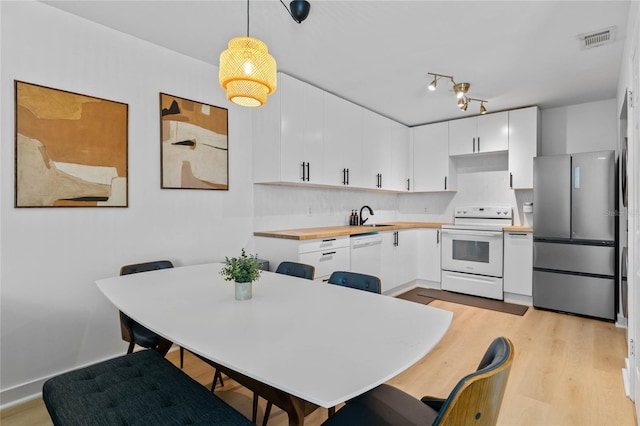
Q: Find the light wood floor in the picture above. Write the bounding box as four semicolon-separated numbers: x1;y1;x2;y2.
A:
1;300;636;426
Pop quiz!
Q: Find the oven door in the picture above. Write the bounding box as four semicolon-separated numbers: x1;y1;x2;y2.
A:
441;229;504;277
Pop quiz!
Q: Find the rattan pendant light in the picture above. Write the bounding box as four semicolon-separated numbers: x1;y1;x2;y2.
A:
219;0;277;107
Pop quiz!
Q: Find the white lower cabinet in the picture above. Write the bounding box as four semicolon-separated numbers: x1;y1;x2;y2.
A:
503;231;533;296
255;227;444;293
254;236;350;281
417;228;441;283
380;230;418;293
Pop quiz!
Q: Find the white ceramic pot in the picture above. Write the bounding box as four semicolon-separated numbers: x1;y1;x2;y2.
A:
235;281;252;300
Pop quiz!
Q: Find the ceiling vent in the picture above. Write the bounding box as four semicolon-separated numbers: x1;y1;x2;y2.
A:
579;27;616;49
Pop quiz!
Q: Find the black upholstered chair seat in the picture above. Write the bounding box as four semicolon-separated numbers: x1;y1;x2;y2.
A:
128;320;160;348
323;383;438;426
43;349;252;426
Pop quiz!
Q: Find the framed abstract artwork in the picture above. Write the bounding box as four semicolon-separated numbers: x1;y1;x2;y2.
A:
14;81;128;207
160;93;228;190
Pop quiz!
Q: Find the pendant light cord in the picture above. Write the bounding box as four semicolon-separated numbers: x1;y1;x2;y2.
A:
246;0;250;37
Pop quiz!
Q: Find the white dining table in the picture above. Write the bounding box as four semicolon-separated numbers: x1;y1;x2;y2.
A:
96;263;453;425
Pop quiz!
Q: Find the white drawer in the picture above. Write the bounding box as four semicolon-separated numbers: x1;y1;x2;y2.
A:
298;236;350;254
299;246;350;279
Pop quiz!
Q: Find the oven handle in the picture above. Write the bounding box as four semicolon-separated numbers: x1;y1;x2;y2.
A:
441;229;503;238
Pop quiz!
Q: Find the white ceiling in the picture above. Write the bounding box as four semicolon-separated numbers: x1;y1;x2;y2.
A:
43;0;630;126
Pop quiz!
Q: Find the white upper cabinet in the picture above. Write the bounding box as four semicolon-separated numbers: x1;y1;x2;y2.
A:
323;93;364;187
253;73;324;184
412;122;456;192
390;121;411;192
449;111;509;156
508;107;540;189
361;109;392;190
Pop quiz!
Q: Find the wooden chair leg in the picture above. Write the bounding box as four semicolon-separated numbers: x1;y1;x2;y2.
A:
126;341;135;354
180;347;184;368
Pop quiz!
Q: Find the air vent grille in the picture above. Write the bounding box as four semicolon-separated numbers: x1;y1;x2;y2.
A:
580;27;616;49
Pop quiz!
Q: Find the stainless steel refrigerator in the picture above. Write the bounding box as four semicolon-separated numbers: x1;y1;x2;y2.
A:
533;150;616;320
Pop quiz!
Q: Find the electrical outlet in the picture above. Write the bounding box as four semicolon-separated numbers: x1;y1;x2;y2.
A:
308;207;312;215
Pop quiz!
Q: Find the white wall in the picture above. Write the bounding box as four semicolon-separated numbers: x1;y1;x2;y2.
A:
0;1;254;405
541;99;618;155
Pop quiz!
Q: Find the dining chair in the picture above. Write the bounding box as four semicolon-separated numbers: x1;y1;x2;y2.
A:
119;260;175;356
254;261;316;425
120;260;223;389
275;261;316;280
327;271;382;294
321;336;515;426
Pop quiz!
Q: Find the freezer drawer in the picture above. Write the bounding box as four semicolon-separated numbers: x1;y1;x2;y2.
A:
533;270;615;320
534;242;615;276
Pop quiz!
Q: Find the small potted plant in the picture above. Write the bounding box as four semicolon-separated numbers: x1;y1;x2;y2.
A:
220;248;261;300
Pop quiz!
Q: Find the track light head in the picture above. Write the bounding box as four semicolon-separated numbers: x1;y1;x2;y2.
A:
288;0;310;23
480;102;487;114
453;82;470;99
428;77;437;91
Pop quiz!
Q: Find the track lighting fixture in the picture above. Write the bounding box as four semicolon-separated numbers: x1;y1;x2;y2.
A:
427;72;488;114
281;0;311;23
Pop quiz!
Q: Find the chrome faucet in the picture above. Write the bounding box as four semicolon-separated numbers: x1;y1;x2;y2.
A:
359;205;374;225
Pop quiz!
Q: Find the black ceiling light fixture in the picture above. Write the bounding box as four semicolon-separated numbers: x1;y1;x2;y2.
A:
281;0;311;23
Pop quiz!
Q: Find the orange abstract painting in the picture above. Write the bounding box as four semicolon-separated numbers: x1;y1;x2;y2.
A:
160;93;228;190
15;81;128;207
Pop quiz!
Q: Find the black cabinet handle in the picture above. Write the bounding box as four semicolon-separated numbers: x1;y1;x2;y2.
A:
379;173;382;188
478;137;481;152
473;137;476;153
342;168;347;185
306;162;310;182
346;168;350;185
437;229;440;244
444;176;447;190
407;178;410;191
322;251;337;256
393;231;399;246
509;172;513;188
301;162;306;181
322;238;337;242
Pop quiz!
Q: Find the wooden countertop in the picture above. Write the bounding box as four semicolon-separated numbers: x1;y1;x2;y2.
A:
503;226;533;232
254;222;448;240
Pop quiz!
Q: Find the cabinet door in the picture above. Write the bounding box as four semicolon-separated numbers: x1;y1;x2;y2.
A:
280;74;324;183
418;228;441;283
508;107;539;189
380;230;417;293
503;232;532;296
323;94;363;187
390;121;411;191
361;110;392;190
476;111;509;153
413;122;454;191
448;116;476;156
